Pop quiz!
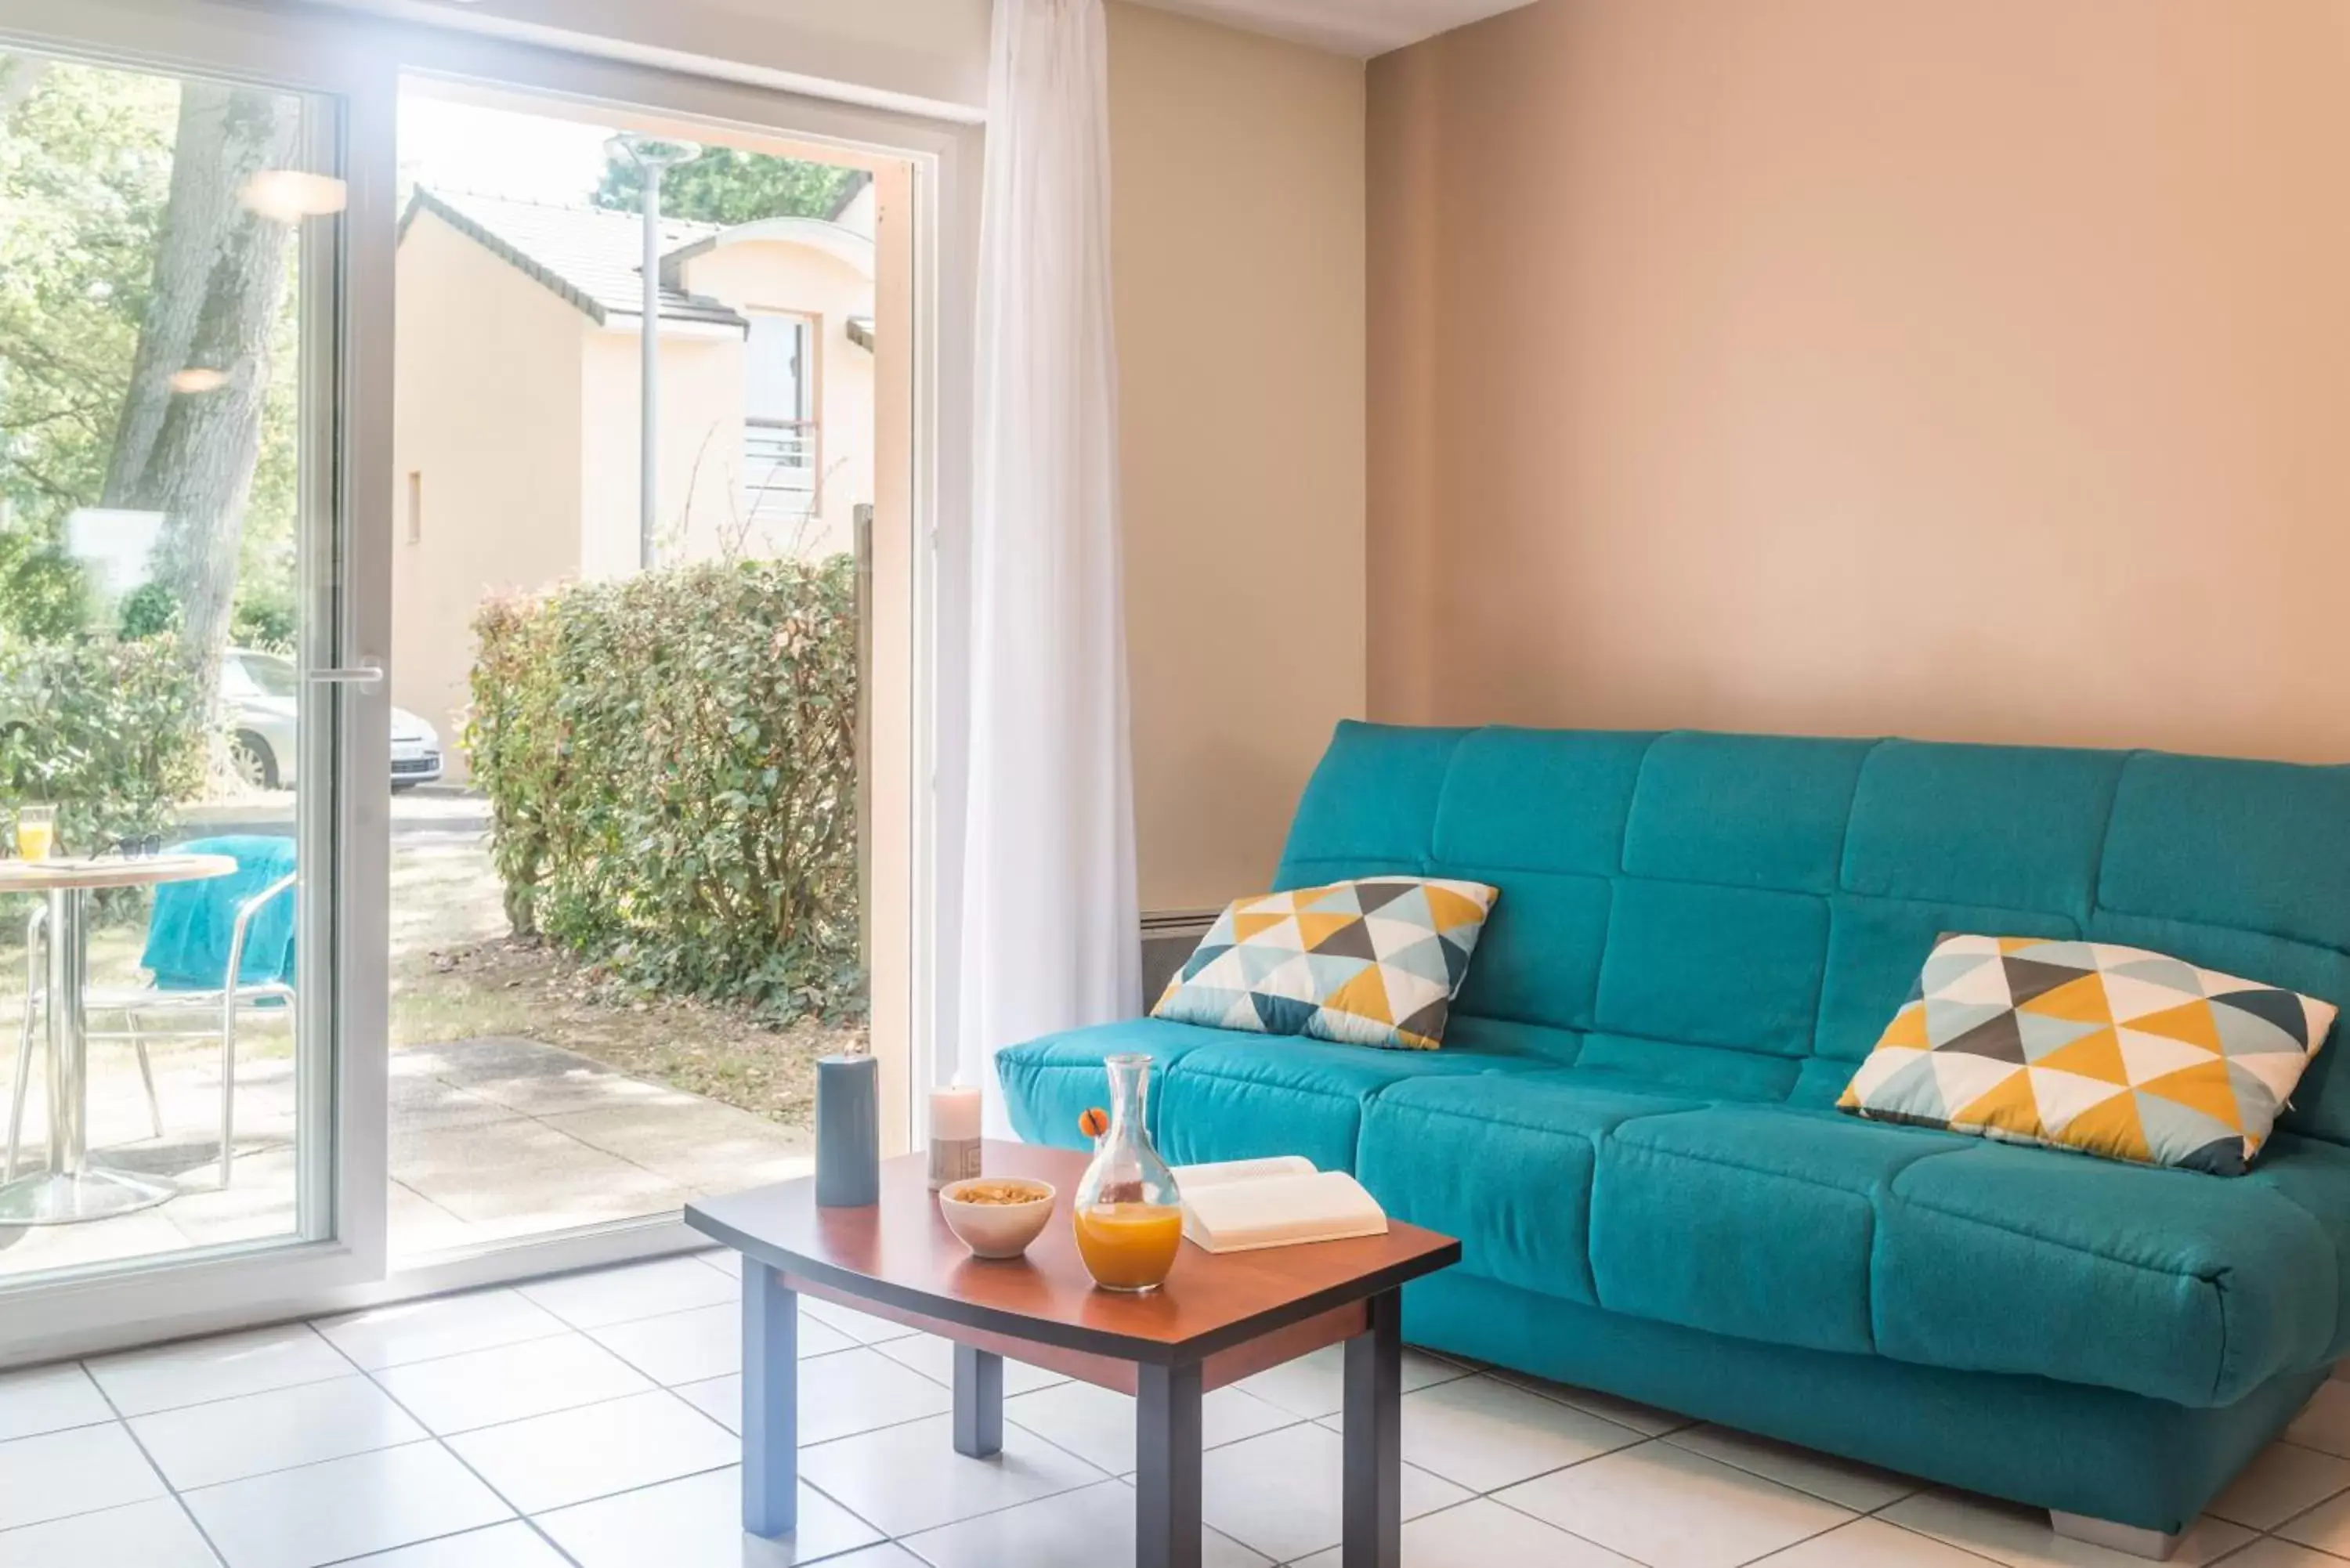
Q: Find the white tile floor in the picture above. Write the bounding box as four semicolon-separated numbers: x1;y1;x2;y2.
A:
5;1252;2350;1568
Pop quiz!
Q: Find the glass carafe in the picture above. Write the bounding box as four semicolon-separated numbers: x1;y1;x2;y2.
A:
1072;1053;1184;1292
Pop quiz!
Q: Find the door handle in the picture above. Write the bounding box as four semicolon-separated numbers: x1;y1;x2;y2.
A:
308;663;384;685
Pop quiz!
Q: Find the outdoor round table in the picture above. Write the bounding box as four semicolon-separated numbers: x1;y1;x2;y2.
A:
0;853;238;1226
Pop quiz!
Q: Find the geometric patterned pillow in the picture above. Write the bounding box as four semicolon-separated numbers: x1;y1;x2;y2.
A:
1152;878;1499;1051
1838;934;2337;1176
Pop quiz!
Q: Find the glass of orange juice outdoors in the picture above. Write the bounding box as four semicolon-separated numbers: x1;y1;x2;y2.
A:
14;804;55;862
1072;1053;1184;1292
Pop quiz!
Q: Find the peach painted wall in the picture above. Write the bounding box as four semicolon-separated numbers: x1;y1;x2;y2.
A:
1367;0;2350;761
1110;2;1368;912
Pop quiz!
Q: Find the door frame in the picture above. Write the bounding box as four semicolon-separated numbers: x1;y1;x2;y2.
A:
0;0;977;1361
0;0;399;1365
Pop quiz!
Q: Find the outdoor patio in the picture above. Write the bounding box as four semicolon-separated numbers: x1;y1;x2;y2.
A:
0;1032;812;1280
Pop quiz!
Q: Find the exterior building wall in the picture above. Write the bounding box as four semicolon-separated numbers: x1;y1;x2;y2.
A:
390;209;588;765
681;237;877;561
577;323;747;578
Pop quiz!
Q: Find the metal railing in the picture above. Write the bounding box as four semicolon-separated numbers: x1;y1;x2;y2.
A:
744;419;817;521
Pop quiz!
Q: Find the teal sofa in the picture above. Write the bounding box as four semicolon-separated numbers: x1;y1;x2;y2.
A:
998;724;2350;1555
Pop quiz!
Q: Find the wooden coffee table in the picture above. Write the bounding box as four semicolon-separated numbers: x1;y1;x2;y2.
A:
685;1139;1460;1568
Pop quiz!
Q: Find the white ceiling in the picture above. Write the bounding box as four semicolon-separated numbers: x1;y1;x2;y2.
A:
1135;0;1535;57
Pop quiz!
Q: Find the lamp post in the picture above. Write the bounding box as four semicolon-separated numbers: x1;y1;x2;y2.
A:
606;133;702;573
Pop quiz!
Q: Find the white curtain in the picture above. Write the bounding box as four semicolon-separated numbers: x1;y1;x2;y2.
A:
957;0;1139;1133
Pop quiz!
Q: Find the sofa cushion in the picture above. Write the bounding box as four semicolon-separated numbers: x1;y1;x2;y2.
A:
1590;1104;1970;1356
1578;1102;2349;1405
1152;1037;1545;1171
1876;1134;2350;1406
1595;880;1829;1057
1840;740;2123;914
996;1019;1233;1149
1618;732;1870;893
1360;1072;1702;1304
1571;1034;1804;1100
996;1027;1546;1172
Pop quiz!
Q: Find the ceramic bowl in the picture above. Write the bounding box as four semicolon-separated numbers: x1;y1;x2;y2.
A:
938;1176;1057;1259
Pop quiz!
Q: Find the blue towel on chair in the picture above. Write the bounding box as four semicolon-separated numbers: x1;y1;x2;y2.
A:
139;834;298;992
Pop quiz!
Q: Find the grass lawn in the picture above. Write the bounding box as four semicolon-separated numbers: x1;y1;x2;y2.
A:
392;934;855;1127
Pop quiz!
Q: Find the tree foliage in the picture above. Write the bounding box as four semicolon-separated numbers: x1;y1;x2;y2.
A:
0;58;174;540
592;146;859;227
1;630;208;927
0;56;298;652
467;558;864;1023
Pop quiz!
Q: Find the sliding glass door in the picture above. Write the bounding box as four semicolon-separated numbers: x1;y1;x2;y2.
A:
0;0;393;1360
0;0;968;1352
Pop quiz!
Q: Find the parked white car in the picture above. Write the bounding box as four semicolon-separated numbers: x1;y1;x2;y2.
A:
224;649;444;792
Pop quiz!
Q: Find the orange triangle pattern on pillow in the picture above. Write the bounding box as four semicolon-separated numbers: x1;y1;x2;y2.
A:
1839;934;2337;1175
1153;878;1499;1051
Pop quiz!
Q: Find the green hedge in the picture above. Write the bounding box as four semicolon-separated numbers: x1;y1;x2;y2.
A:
466;557;862;1021
1;631;207;853
1;632;208;930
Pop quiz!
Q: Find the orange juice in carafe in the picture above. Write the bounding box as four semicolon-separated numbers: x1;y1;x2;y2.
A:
1072;1053;1184;1292
1072;1202;1183;1292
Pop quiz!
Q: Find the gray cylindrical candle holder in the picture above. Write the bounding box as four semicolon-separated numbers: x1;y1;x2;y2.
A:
815;1053;880;1206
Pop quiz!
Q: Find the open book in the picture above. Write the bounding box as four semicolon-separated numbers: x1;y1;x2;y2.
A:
1170;1156;1390;1254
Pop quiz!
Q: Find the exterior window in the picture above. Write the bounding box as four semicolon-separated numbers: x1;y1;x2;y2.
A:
743;313;817;520
747;314;812;425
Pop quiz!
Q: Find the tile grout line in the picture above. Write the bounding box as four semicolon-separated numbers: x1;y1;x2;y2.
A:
76;1349;238;1568
895;1473;1279;1567
31;1269;2347;1567
328;1302;914;1565
1385;1419;1996;1568
1473;1473;1669;1567
311;1312;590;1568
2231;1453;2350;1547
16;1339;2202;1568
1853;1489;2009;1568
63;1317;462;1425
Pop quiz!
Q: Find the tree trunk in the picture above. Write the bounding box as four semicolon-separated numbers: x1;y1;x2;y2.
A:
102;82;298;724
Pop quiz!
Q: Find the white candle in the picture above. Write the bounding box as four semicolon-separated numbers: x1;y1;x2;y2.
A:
931;1085;982;1142
928;1084;984;1189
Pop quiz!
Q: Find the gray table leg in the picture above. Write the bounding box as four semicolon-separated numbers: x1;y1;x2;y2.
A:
46;887;85;1181
1343;1288;1403;1568
953;1344;1003;1458
1136;1360;1202;1568
742;1263;797;1537
0;886;173;1226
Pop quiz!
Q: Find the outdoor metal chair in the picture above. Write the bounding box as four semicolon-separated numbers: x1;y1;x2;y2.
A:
5;844;295;1190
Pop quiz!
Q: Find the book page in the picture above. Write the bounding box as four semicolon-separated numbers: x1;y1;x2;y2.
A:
1181;1170;1388;1253
1169;1154;1318;1190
